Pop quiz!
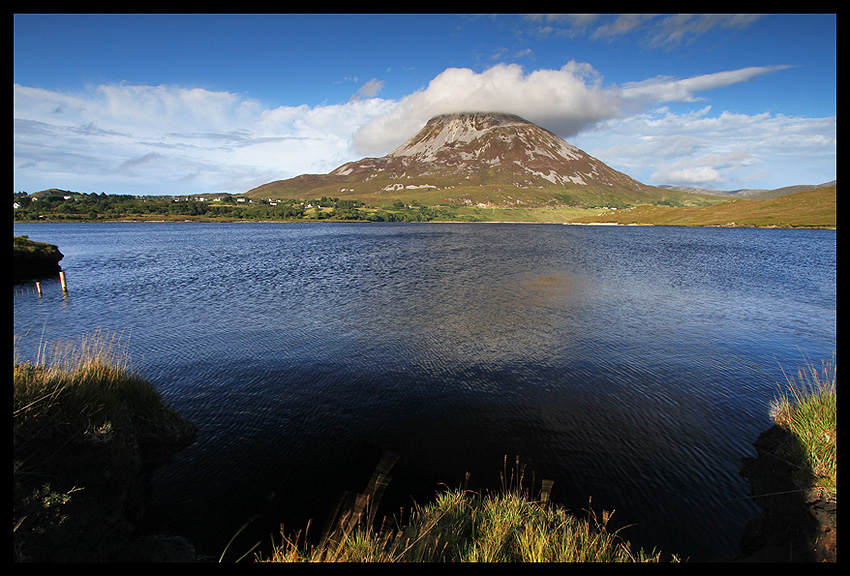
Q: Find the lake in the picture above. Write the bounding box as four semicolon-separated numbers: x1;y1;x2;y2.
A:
13;221;836;561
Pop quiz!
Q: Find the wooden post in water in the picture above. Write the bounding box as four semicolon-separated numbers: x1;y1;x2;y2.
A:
36;281;42;297
59;271;68;293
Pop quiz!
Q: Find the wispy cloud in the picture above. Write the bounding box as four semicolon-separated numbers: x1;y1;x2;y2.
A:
617;65;793;107
590;14;655;41
352;78;386;100
523;14;764;49
642;14;763;49
13;83;394;195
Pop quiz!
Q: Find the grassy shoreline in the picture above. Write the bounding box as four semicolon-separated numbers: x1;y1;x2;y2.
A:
15;211;836;229
13;185;836;229
768;356;837;496
13;331;197;561
251;453;672;563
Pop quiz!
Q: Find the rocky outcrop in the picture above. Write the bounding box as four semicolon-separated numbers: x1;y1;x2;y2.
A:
737;425;836;562
13;415;198;562
13;235;64;281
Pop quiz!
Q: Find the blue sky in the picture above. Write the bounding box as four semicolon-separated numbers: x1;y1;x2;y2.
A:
14;13;836;196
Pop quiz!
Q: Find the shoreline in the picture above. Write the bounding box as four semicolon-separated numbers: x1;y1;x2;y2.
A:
14;217;836;230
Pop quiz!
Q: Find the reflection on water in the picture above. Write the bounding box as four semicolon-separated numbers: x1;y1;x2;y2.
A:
13;222;836;561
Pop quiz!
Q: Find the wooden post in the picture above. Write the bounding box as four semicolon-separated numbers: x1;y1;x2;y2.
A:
59;271;68;293
36;281;42;297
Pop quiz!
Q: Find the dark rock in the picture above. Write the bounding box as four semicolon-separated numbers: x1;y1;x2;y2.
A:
14;416;198;562
736;425;836;562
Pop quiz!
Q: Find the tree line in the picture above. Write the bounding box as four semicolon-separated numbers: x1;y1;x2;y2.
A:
13;191;463;223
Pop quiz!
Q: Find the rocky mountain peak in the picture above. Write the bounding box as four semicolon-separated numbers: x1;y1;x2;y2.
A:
388;112;531;158
386;111;581;165
252;111;662;206
353;111;645;192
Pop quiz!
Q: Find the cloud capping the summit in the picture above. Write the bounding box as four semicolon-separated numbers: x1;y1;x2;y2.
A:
352;63;794;157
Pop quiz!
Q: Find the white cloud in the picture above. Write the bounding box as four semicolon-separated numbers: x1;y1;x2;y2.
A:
13;83;394;195
572;107;836;189
13;62;834;195
351;62;797;159
352;62;620;156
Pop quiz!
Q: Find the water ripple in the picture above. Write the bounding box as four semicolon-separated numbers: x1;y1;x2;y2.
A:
13;222;835;560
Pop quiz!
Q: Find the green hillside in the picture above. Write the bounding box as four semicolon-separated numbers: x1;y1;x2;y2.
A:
569;186;836;229
15;184;834;228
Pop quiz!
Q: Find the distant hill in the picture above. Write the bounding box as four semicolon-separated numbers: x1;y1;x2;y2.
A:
570;185;836;229
658;181;836;201
246;112;721;209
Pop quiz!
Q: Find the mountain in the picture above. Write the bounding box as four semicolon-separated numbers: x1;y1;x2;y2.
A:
658;181;837;200
246;112;714;208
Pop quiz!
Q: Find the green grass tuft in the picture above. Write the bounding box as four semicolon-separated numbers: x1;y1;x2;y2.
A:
769;355;837;494
255;455;673;563
14;329;184;438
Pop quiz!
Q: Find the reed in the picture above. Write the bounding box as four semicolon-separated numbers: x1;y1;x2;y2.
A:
256;454;670;563
769;354;837;493
13;329;182;438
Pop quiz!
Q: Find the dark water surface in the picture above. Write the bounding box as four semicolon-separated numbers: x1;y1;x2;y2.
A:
13;222;836;561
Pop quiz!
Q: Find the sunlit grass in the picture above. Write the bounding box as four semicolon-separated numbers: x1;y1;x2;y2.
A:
769;355;837;494
569;186;836;229
13;329;184;438
255;456;672;563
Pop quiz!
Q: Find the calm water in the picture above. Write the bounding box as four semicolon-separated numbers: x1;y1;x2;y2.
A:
13;222;836;561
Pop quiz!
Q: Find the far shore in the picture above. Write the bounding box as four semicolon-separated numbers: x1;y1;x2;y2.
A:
16;217;834;230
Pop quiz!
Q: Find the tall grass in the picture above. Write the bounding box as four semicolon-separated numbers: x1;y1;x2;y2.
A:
769;355;837;494
13;329;183;439
256;455;669;563
13;330;193;560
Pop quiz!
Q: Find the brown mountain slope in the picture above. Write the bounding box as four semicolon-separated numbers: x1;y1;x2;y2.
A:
246;112;718;208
